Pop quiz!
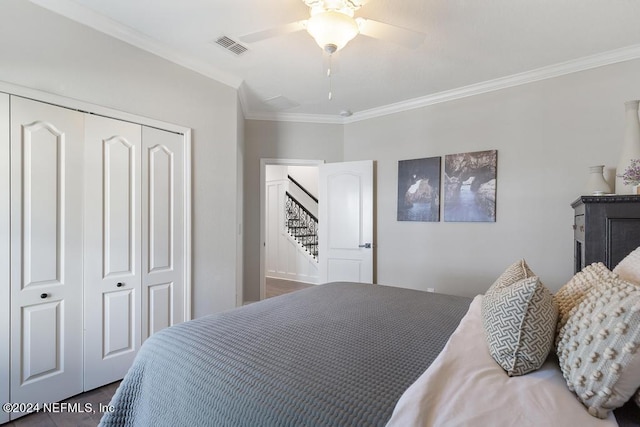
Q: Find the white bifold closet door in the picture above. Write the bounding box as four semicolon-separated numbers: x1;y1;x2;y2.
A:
141;126;185;340
83;115;142;391
83;116;185;390
9;96;84;407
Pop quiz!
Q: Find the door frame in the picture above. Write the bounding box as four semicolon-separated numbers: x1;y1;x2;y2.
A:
0;81;193;321
260;158;323;300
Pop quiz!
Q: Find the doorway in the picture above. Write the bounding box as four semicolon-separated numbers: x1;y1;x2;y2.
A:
260;159;323;301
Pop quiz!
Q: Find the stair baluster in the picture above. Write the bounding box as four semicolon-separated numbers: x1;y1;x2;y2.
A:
284;191;318;260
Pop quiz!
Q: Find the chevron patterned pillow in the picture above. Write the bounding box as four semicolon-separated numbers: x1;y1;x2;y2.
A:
482;275;558;376
553;263;617;342
556;277;640;418
486;259;536;293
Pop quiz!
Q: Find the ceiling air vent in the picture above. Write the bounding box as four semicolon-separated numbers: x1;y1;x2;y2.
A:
214;36;248;56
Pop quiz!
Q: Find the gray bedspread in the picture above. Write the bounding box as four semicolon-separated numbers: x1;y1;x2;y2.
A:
99;282;472;427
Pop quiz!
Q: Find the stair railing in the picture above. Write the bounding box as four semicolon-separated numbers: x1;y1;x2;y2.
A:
284;191;318;260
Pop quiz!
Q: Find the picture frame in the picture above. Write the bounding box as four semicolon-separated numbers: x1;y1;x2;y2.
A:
443;150;497;222
397;157;441;222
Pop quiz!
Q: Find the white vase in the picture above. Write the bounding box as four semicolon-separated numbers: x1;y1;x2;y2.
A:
616;100;640;194
584;165;611;195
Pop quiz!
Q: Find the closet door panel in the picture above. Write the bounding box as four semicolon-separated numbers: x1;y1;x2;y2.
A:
0;93;9;425
21;302;61;381
9;96;84;411
84;114;142;391
104;139;136;276
147;282;172;334
149;146;172;271
142;127;185;341
23;128;59;284
103;290;135;356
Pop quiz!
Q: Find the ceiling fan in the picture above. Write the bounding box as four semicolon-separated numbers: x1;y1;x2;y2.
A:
239;0;426;54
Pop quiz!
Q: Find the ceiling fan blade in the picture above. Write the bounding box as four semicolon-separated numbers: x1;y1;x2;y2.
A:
239;21;307;43
357;18;425;48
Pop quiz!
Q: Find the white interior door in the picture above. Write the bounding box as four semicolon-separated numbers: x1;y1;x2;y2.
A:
141;126;185;340
318;160;374;283
0;93;9;425
84;114;142;391
10;96;84;410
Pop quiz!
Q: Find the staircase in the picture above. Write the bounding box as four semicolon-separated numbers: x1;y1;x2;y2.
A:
285;191;318;260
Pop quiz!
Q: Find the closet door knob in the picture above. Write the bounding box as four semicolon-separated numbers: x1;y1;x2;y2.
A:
40;293;48;299
116;282;124;288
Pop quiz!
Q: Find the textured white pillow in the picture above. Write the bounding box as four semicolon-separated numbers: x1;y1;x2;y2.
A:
482;275;558;376
553;263;617;341
613;246;640;285
556;277;640;418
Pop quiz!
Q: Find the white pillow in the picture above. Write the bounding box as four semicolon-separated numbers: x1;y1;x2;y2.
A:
613;246;640;409
556;276;640;418
613;246;640;285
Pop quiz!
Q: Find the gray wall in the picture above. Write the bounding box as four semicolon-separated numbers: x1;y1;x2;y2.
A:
0;0;242;317
244;59;640;300
243;120;343;301
344;59;640;296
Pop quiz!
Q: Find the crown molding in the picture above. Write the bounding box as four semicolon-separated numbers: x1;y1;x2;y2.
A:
29;0;243;90
243;108;345;124
342;44;640;124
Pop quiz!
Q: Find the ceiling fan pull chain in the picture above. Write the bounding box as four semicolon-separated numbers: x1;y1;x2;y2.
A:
328;53;333;100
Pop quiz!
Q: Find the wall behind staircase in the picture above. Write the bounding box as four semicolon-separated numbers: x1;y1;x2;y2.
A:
265;165;319;284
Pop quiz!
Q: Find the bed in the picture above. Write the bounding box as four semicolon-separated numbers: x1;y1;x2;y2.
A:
100;281;640;426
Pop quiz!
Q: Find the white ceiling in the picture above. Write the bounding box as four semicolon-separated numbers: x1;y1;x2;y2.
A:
30;0;640;123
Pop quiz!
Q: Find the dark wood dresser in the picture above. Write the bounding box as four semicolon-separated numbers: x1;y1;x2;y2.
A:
572;195;640;273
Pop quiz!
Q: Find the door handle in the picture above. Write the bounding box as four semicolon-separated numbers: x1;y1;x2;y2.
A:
116;282;125;288
359;243;372;249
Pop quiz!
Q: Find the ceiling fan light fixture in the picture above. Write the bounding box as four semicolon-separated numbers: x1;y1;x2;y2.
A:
306;11;360;52
304;0;362;16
